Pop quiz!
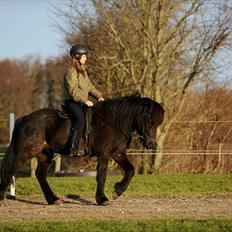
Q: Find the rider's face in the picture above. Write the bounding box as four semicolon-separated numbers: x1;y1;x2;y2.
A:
79;54;87;64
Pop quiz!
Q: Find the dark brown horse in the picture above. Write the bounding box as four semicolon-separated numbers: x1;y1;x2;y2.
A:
0;94;164;205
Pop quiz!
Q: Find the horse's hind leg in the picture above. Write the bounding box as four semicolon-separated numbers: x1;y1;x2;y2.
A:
0;164;10;201
112;152;135;199
95;154;110;205
0;168;11;201
36;151;59;205
0;149;25;201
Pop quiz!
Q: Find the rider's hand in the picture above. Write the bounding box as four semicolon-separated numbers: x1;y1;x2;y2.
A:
85;100;94;107
98;97;105;102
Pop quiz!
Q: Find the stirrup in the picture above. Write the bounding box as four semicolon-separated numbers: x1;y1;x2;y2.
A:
70;147;85;157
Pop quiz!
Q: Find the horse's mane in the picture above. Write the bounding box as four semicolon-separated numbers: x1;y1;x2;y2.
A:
95;93;164;129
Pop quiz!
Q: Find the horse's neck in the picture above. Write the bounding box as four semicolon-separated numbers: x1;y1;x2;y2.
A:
111;108;135;133
93;104;134;133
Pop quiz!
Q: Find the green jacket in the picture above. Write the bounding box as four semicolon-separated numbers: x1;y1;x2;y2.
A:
63;66;103;103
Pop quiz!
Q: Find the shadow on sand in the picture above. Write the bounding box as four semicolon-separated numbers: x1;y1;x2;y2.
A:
65;194;96;205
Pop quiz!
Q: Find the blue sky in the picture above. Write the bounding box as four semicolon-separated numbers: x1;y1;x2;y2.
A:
0;0;67;62
0;0;231;82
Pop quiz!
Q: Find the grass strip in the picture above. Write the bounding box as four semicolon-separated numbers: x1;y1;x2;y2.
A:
13;174;232;197
0;219;232;232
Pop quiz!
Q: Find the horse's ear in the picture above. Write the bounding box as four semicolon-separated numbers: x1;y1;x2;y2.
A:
131;91;141;98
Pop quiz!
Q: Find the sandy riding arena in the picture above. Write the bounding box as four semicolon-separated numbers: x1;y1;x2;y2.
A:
0;194;232;221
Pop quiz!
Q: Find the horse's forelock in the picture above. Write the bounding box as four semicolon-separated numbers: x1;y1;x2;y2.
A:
136;98;164;125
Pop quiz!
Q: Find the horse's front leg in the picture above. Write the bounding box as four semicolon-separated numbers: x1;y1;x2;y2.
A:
112;152;135;199
36;152;59;205
96;154;110;205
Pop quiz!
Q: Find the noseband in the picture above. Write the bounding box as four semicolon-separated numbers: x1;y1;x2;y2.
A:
137;125;157;144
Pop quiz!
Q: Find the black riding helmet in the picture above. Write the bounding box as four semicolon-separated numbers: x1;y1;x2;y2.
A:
70;44;89;58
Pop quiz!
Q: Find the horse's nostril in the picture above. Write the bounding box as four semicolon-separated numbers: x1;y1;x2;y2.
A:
146;142;156;150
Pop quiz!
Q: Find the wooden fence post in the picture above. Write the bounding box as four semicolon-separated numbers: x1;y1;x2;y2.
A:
54;154;61;173
31;158;37;178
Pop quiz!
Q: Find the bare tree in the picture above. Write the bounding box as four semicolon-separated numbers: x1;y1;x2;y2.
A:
54;0;232;172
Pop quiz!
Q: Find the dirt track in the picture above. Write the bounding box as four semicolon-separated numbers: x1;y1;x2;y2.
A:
0;194;232;221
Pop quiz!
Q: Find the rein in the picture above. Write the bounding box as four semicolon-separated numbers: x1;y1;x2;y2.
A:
92;106;130;139
92;106;156;143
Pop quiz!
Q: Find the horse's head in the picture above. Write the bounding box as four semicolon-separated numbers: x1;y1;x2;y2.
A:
100;95;164;150
133;98;164;150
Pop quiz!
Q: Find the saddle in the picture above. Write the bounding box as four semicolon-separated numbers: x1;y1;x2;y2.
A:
58;105;92;156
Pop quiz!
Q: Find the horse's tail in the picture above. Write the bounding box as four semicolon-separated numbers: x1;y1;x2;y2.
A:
0;116;24;196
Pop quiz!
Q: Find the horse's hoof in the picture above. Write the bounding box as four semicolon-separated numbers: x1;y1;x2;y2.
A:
112;190;120;200
100;200;112;206
47;196;60;205
6;194;16;201
54;198;63;205
97;196;111;206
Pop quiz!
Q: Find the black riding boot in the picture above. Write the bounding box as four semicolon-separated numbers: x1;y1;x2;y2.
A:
69;128;85;157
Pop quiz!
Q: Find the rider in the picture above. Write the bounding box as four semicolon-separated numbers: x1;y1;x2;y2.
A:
63;44;104;156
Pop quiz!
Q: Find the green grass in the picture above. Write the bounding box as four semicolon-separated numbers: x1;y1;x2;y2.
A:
2;175;232;231
0;219;232;232
12;174;232;197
